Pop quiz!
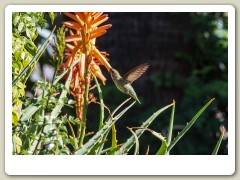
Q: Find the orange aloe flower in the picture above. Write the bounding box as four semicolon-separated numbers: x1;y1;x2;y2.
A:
61;12;112;121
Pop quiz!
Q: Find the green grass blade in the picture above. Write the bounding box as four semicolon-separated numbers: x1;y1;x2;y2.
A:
74;99;135;155
167;98;215;153
212;126;225;155
116;102;175;155
13;26;56;86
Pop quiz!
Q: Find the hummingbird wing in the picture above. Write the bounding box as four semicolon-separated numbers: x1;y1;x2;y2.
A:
122;63;149;84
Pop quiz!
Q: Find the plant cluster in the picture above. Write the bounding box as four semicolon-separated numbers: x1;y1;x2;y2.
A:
12;12;224;155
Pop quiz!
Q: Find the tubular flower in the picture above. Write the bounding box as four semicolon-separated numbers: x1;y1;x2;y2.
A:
61;12;112;121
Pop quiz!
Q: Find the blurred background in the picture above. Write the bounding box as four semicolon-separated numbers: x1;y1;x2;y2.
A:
27;12;228;155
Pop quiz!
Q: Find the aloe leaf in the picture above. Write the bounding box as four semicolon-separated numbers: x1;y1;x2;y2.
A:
96;128;112;155
74;100;135;155
87;140;107;155
127;127;139;155
167;100;175;146
212;126;225;155
96;98;131;155
53;58;80;85
131;127;167;155
116;102;174;155
111;125;118;155
166;100;175;155
20;105;41;122
12;26;56;86
167;98;215;153
51;68;72;118
105;146;121;155
153;130;167;155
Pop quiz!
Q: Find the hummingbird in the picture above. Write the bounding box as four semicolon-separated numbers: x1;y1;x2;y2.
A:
110;63;149;104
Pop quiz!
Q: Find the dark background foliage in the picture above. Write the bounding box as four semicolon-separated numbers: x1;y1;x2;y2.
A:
29;12;228;155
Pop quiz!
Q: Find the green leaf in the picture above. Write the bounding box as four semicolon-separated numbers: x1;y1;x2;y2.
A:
22;137;30;151
20;105;41;122
212;126;225;155
29;124;39;135
48;12;55;24
53;57;80;85
26;27;36;40
166;100;175;151
74;99;135;155
12;109;19;126
25;39;38;55
12;134;22;154
150;130;167;155
167;98;215;153
13;15;20;26
116;102;174;155
111;125;118;155
51;67;72;118
18;22;25;32
93;75;104;130
127;127;139;155
12;26;56;86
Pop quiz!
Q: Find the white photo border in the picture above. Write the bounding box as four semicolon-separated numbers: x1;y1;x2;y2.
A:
5;5;235;175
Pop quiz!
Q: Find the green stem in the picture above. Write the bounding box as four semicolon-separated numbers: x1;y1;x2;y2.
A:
93;75;104;130
78;124;86;148
78;69;90;147
111;125;118;155
82;70;90;123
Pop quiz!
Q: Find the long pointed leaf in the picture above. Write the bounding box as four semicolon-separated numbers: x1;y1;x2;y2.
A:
53;58;80;85
167;100;175;146
20;105;41;122
127;127;139;155
212;126;225;155
167;98;215;153
96;98;131;155
116;102;174;155
74;100;135;155
51;68;72;118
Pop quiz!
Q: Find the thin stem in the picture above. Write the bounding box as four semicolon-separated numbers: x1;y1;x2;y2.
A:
82;70;90;123
78;69;90;147
93;75;104;130
78;124;86;148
